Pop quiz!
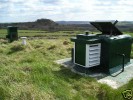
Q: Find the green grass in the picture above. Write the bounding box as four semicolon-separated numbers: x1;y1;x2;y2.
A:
0;30;133;100
0;29;81;38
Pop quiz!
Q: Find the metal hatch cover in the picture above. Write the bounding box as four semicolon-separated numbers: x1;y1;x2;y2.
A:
90;22;122;35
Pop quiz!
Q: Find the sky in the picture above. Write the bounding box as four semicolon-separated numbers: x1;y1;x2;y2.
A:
0;0;133;23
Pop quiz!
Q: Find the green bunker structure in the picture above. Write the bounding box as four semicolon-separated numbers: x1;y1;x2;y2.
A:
6;26;18;42
71;21;132;73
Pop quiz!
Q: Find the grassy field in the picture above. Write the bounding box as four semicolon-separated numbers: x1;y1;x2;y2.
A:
0;29;81;38
0;29;133;100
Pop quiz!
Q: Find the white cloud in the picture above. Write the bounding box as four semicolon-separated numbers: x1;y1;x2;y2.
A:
0;0;133;22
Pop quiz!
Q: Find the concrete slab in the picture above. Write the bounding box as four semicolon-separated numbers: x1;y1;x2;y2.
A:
55;58;133;89
98;61;133;89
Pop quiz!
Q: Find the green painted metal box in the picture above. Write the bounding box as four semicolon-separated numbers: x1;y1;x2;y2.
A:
71;21;132;73
6;26;18;42
100;34;132;72
71;34;101;68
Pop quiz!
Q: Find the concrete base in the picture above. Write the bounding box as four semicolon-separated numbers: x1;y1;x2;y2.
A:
55;58;133;89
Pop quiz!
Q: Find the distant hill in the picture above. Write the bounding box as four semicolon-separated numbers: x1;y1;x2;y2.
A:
56;20;133;25
35;19;58;25
0;19;93;31
116;21;133;32
0;19;133;32
57;21;133;32
56;21;90;25
0;18;58;31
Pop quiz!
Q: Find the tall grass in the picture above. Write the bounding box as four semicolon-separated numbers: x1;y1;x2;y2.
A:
0;35;133;100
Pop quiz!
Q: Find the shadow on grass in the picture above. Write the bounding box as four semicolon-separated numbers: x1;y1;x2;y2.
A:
0;86;10;100
7;45;25;54
56;59;108;80
52;66;95;83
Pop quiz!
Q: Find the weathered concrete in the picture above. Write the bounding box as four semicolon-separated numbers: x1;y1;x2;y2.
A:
55;58;133;89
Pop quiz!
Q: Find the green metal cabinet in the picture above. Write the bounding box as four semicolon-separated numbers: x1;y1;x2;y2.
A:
71;34;101;68
71;21;133;73
6;26;18;42
100;35;132;72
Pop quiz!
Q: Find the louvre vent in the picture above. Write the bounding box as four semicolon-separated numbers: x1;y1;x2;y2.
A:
86;43;101;68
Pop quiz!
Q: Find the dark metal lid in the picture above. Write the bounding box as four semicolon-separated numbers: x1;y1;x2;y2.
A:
90;22;122;35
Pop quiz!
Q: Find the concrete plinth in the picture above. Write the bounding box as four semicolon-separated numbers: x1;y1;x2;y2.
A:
55;58;133;89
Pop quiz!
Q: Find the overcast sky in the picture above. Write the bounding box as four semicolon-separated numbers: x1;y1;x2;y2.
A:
0;0;133;23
